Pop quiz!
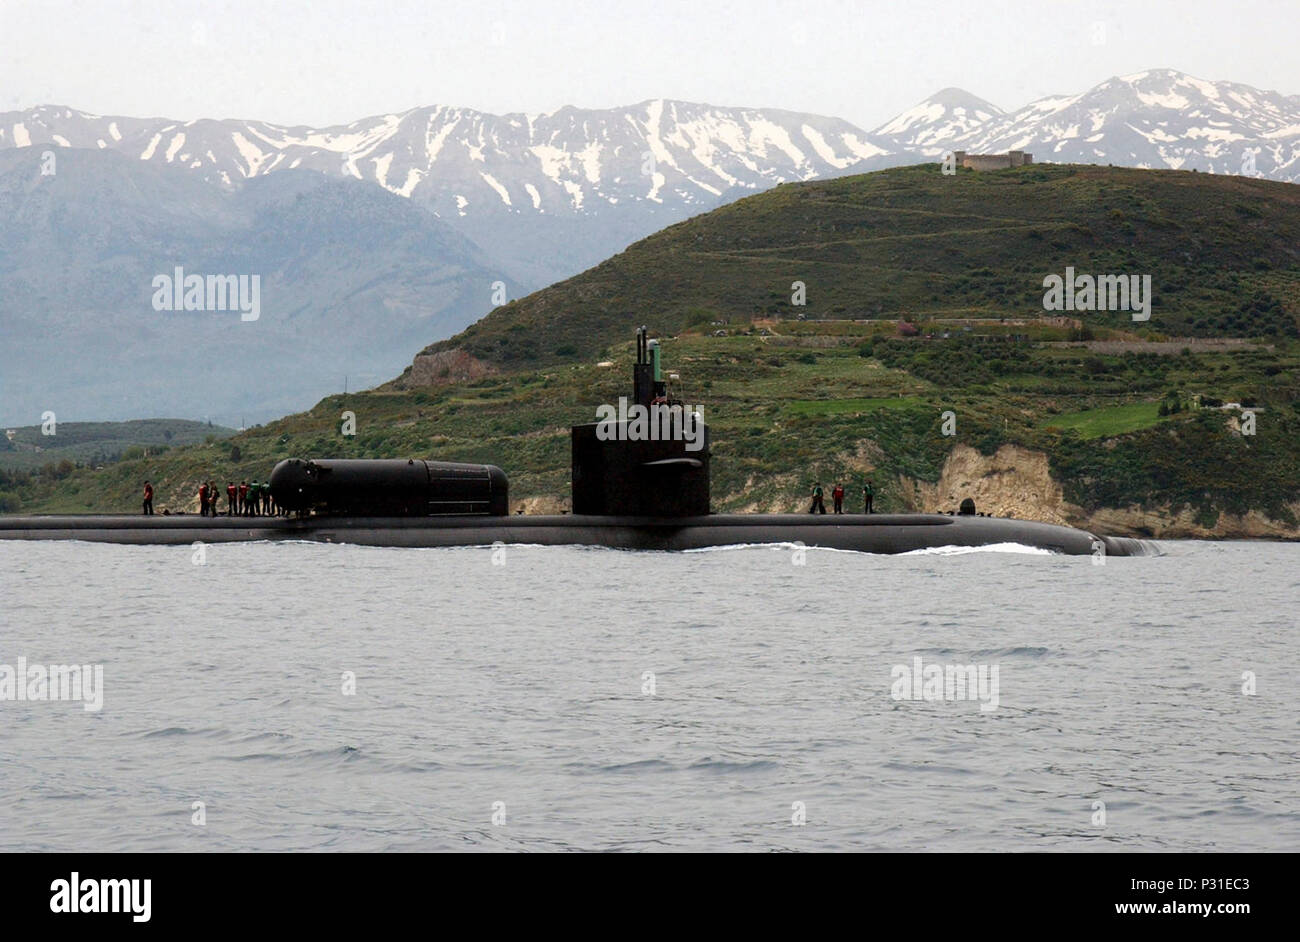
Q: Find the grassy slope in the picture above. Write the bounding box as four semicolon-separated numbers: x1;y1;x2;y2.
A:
411;163;1300;371
0;419;235;471
4;164;1299;527
1040;402;1164;439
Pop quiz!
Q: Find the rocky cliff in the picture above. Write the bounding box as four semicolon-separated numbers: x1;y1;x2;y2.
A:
903;443;1300;540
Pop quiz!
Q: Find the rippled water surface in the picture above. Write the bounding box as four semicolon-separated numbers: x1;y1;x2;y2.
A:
1;539;1296;851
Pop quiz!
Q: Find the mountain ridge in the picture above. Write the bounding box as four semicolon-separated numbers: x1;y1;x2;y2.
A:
5;69;1298;207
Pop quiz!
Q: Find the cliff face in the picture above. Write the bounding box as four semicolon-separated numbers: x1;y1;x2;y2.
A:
902;443;1300;540
1081;502;1300;540
512;496;570;515
901;444;1072;524
407;349;496;386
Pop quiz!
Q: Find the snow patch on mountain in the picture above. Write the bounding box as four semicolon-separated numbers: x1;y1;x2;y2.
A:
480;171;511;206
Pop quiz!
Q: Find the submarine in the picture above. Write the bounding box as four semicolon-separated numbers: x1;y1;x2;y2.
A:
0;328;1156;557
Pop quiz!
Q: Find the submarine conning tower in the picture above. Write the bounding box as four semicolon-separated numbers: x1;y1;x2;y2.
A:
571;327;711;517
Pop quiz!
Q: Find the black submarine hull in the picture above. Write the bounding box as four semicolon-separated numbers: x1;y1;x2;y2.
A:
0;512;1156;556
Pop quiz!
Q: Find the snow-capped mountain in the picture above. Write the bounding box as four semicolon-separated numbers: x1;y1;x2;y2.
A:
0;100;908;423
0;99;891;218
7;71;1299;220
6;70;1297;286
0;99;903;285
871;87;1004;153
874;69;1300;181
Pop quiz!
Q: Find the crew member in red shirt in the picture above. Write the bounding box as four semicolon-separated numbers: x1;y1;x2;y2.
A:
142;481;154;515
238;481;249;515
198;482;209;517
226;482;237;516
832;483;845;514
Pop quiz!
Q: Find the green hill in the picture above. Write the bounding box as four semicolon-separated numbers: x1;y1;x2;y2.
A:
0;419;235;471
4;163;1299;537
411;162;1300;371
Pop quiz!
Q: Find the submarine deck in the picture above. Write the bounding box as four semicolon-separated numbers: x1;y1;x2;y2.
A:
0;512;1156;556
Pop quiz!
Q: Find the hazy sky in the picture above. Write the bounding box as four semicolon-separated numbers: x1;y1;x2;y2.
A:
2;0;1296;129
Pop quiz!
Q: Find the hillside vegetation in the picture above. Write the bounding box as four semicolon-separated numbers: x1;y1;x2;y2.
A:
414;163;1300;371
0;419;234;471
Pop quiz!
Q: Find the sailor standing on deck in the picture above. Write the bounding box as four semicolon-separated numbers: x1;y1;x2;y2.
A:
809;483;827;514
142;481;154;515
863;480;875;514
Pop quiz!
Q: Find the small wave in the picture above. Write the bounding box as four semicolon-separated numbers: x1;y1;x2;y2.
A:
900;542;1056;556
682;540;1058;557
882;761;976;776
688;757;781;774
585;758;678;774
973;645;1051;658
915;646;1051;658
221;744;366;765
683;542;881;555
127;726;226;740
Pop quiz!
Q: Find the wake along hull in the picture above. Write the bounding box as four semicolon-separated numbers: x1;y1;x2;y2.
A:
0;512;1157;556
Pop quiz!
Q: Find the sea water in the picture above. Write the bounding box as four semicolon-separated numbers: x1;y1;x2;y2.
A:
0;539;1295;851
